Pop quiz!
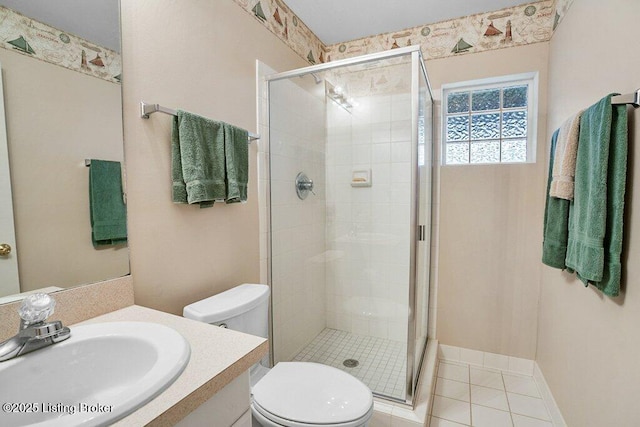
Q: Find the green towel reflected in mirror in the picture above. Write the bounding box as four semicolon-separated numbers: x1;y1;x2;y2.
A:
89;159;127;248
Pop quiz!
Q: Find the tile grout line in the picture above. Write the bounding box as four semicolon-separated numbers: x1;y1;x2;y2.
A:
501;370;515;427
468;362;473;427
434;392;517;413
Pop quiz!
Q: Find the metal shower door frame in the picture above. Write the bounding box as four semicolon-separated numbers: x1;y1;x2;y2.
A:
264;45;434;407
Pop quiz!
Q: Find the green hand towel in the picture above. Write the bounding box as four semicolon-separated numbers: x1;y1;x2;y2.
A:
565;94;628;296
596;99;628;296
172;110;248;206
542;129;571;269
89;159;127;247
223;122;249;204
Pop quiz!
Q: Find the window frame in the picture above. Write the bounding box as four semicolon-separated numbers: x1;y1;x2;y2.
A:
441;72;538;166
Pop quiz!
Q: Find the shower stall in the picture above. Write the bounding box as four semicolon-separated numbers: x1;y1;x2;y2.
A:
263;46;433;405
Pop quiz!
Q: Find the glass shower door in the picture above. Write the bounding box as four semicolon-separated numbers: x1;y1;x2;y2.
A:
411;54;433;395
266;46;433;405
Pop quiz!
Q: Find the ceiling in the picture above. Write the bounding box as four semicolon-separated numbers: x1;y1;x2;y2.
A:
0;0;120;52
285;0;538;45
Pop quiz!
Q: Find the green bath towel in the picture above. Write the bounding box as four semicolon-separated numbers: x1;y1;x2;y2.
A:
172;110;248;206
542;129;571;269
89;159;127;247
565;94;628;296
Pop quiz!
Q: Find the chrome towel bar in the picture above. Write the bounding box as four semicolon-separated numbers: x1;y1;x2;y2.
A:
139;102;260;141
611;89;640;108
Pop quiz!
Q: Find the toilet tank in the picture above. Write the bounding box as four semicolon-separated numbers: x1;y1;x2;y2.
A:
183;284;270;339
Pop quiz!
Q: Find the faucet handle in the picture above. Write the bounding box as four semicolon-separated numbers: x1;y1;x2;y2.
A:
18;293;56;325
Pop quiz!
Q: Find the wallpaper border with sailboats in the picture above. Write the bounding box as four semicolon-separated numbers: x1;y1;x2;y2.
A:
325;0;563;62
235;0;574;66
232;0;326;65
0;6;121;84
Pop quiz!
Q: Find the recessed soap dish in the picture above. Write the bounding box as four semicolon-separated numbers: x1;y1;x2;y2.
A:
351;169;371;187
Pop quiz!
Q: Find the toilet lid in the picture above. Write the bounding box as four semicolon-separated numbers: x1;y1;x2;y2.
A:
252;362;373;425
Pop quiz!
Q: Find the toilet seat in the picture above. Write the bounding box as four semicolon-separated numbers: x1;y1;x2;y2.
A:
252;401;374;427
251;362;373;427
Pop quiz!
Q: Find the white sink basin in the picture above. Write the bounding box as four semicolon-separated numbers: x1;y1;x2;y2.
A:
0;321;190;427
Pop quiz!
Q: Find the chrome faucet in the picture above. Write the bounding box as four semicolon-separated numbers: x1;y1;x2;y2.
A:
0;293;70;362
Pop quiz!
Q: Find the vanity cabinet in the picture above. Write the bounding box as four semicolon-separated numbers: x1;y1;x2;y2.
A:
174;371;252;427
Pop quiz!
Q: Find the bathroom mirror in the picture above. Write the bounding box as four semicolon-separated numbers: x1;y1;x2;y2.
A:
0;0;128;303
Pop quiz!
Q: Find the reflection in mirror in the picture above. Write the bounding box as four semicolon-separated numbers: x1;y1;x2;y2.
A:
0;1;128;303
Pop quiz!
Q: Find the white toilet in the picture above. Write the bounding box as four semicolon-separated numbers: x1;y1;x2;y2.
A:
183;284;374;427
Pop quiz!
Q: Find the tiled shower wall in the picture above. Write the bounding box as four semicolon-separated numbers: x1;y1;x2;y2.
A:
325;89;413;343
260;68;328;363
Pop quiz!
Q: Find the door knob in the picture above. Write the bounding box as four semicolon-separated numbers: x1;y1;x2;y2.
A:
0;243;11;256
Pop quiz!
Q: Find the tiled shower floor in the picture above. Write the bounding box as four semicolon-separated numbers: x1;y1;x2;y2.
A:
292;328;407;400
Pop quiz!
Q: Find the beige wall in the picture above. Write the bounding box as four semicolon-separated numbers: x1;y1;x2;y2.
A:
537;0;640;425
120;0;307;315
428;43;549;359
1;49;128;292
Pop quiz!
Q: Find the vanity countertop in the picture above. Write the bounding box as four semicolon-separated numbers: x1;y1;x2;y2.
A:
74;304;268;426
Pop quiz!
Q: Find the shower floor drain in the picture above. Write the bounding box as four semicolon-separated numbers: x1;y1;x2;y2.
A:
343;359;359;368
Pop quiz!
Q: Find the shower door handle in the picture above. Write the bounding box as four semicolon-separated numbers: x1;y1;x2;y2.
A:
417;225;425;242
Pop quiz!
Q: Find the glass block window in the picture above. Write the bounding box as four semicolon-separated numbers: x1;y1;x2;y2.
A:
442;73;537;165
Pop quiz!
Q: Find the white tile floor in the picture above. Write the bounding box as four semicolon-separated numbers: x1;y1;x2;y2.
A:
293;328;407;400
430;360;555;427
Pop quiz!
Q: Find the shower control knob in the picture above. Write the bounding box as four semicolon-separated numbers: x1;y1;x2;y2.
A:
295;172;315;200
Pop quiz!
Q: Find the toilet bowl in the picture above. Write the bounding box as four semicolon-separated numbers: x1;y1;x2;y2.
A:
183;284;374;427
